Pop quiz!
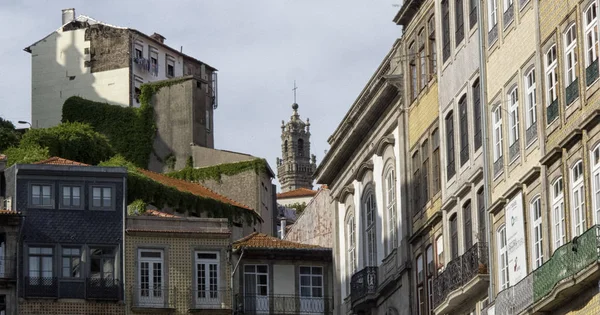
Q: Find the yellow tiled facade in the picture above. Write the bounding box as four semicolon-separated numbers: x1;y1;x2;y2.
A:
125;234;230;315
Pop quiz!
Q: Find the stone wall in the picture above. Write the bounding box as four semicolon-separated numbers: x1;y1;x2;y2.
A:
86;25;130;73
285;188;333;248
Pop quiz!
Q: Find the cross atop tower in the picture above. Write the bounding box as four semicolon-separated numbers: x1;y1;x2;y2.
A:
292;80;298;104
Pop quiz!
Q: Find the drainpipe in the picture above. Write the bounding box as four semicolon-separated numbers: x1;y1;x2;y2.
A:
230;248;245;315
477;0;494;304
280;218;287;240
15;167;20;315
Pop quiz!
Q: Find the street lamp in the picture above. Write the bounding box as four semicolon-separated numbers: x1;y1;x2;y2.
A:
17;121;32;128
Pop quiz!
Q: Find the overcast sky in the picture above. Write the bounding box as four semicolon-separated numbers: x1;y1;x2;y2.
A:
0;0;400;189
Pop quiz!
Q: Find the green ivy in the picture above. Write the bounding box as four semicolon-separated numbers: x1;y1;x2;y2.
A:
100;155;261;225
164;153;176;170
167;158;269;182
127;199;147;216
62;77;192;168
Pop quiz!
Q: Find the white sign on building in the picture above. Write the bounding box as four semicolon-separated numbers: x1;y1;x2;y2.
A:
506;191;527;285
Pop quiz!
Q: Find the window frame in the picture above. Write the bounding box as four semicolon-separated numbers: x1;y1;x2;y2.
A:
552;177;566;251
571;161;586;237
488;0;498;29
459;95;469;166
299;266;324;298
413;151;421;212
61;246;82;278
442;0;451;62
455;0;465;46
564;24;578;86
363;191;378;267
89;185;116;211
432;129;441;194
410;41;418;100
508;87;520;146
59;183;84;210
386;168;398;254
497;225;509;290
421;140;430;206
194;251;220;300
463;201;473;250
428;15;437;76
530;197;543;269
592;144;600;225
419;28;428;89
346;213;357;278
524;68;537;129
492;106;503;161
445;111;456;180
29;183;54;209
584;2;599;67
449;214;459;260
436;235;444;271
473;79;482;150
28;246;54;281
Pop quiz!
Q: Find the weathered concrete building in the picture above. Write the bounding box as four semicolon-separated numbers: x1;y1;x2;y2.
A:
284;187;333;248
24;8;217;133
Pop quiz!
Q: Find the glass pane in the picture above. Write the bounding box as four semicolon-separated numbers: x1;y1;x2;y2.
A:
29;257;39;276
29;247;41;255
312;267;322;275
244;265;255;273
300;275;310;286
41;248;52;255
72;258;80;277
312;287;323;297
93;187;101;207
257;265;267;274
62;257;70;277
312;276;322;286
301;287;311;297
300;266;310;274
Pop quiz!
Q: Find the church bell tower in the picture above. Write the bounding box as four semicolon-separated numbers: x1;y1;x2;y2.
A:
276;102;317;192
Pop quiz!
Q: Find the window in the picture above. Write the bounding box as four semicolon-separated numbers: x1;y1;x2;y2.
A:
473;80;482;150
469;0;478;28
386;169;398;253
503;0;513;12
244;265;269;312
585;3;599;68
508;88;520;146
135;47;143;59
530;197;543;269
426;246;434;314
298;139;304;157
492;107;503;162
571;161;586;237
459;95;469;166
299;266;323;301
61;186;81;208
463;201;473;249
488;0;498;29
525;69;537;129
410;42;418;100
546;45;558;106
416;254;424;284
195;252;219;303
28;247;53;284
364;192;377;266
419;29;427;89
149;50;159;75
455;0;464;46
138;249;162;305
346;215;356;275
91;186;113;210
91;247;115;282
450;214;458;259
413;152;421;211
552;177;566;250
445;111;456;179
498;225;509;290
432;129;441;194
166;56;175;77
416;254;425;315
477;188;486;242
62;247;81;278
592;145;600;224
422;141;429;205
436;235;444;270
442;0;451;61
564;24;578;86
31;184;52;207
428;16;437;75
417;286;425;315
206;108;211;131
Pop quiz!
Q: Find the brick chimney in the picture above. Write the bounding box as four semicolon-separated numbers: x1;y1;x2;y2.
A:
150;33;166;44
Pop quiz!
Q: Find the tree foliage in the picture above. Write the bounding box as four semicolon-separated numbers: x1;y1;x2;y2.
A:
286;202;308;215
4;144;49;166
0;117;20;152
168;159;269;182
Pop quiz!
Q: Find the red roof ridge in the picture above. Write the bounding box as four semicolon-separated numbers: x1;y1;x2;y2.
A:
35;156;90;166
137;169;255;212
232;232;323;250
277;187;318;199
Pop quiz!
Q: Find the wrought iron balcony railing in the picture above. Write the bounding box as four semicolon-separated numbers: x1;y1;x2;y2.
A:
131;286;176;309
350;266;378;305
565;78;579;105
24;277;121;300
493;157;504;177
586;59;599;87
494;273;533;315
546;99;559;124
191;289;230;309
525;123;537;146
236;294;333;314
86;277;120;300
432;242;488;310
24;277;58;298
509;141;520;162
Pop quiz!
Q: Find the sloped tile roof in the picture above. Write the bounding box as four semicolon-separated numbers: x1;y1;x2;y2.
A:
138;169;254;211
277;188;318;199
35;157;90;166
142;209;181;218
233;232;322;250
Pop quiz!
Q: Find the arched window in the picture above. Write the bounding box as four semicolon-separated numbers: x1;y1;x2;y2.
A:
298;139;304;157
584;2;599;68
463;201;472;249
564;24;578;87
591;144;600;224
363;191;378;266
449;214;458;259
386;168;398;254
498;225;509;290
552;177;565;250
571;161;585;236
346;214;356;276
530;196;543;269
436;235;444;270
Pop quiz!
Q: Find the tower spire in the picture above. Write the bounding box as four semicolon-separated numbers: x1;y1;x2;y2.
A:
292;80;298;104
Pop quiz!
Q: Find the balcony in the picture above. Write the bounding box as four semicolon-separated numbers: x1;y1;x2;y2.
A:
0;257;16;280
131;286;176;311
503;5;514;28
432;242;489;315
24;277;58;298
565;78;579;106
86;278;121;300
24;277;121;300
190;289;230;310
509;141;520;162
350;266;378;311
494;273;533;315
586;59;599;87
236;294;333;314
525;123;537;146
546;99;558;124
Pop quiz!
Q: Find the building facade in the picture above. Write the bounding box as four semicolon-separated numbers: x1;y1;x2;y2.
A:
2;157;127;314
25;8;217;131
284;187;333;248
315;41;408;315
277;103;317;193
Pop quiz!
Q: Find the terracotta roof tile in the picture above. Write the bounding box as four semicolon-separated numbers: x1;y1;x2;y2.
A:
35;157;90;166
138;169;254;212
233;232;322;250
277;188;318;199
142;209;181;218
0;209;20;216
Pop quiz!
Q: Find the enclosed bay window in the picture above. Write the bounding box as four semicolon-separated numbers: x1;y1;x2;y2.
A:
525;69;537;130
498;225;509;290
552;177;566;251
364;192;378;267
530;197;543;269
459;95;469;166
445;111;456;179
564;25;578;87
386;169;398;253
592;145;600;224
571;161;586;237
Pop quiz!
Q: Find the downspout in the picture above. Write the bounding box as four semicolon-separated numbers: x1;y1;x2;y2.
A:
230;247;245;315
15;167;21;315
477;0;494;303
122;175;127;314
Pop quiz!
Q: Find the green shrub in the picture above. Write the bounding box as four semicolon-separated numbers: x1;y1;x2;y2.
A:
4;144;49;166
168;159;269;182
